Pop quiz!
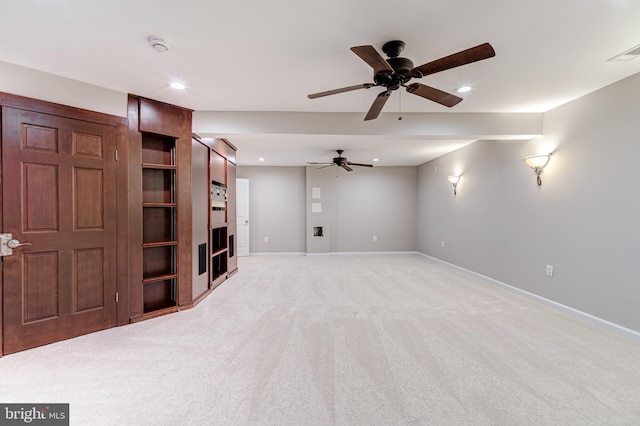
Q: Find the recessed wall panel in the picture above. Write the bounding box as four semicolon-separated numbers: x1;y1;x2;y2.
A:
75;248;104;312
75;168;104;230
73;132;103;159
23;163;59;232
24;252;59;323
23;124;58;153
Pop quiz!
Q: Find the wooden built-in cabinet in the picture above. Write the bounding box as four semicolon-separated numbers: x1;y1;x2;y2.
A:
141;135;177;313
192;135;238;297
129;98;237;323
128;95;192;321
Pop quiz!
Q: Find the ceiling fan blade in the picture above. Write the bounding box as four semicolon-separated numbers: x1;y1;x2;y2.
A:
350;45;394;74
317;164;335;169
308;83;374;99
412;43;496;77
347;162;373;167
307;162;333;165
364;90;391;121
406;83;462;107
341;164;354;172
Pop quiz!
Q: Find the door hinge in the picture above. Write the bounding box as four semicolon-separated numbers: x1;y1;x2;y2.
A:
114;150;118;161
115;292;119;303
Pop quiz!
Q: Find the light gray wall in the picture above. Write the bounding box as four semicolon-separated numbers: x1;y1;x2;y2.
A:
237;166;307;253
306;165;417;253
418;72;640;332
306;166;333;253
334;166;417;252
240;165;417;254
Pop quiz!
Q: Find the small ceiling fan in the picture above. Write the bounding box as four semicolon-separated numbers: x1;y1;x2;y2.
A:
307;150;373;172
307;40;495;120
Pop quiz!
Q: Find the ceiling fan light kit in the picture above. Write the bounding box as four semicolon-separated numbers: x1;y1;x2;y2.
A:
308;40;495;120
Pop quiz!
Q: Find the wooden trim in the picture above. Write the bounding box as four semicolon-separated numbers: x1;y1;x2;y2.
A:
176;110;193;308
137;97;192;138
115;116;130;327
191;287;212;307
211;274;228;290
127;95;143;320
0;91;127;126
129;306;180;323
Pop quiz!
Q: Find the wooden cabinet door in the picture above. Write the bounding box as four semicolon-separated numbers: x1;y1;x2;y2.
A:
2;107;117;354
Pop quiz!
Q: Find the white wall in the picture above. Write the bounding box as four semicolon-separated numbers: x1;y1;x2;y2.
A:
418;72;640;333
0;60;126;117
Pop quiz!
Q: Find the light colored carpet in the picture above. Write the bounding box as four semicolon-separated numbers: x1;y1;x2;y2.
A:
1;254;640;425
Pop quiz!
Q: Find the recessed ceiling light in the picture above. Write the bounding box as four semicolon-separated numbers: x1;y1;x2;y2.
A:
169;82;186;90
373;158;379;162
258;157;265;162
456;85;472;93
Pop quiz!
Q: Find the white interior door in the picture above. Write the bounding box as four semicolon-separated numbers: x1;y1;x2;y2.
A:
236;178;250;256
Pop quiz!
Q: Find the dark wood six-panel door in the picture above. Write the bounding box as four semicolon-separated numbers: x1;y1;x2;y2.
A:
2;107;117;354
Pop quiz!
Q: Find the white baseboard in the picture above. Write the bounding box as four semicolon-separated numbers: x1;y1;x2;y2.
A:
249;251;420;256
247;252;306;256
418;252;640;343
330;251;420;256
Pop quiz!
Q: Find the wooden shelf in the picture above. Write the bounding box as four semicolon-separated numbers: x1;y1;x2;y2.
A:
143;203;176;208
142;241;177;248
141;132;177;314
142;163;177;170
211;247;228;257
143;273;178;283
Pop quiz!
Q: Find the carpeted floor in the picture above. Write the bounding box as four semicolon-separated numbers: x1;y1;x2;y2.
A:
1;254;640;425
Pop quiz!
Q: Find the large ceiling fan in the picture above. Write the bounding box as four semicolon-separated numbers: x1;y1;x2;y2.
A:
307;150;373;172
307;40;495;121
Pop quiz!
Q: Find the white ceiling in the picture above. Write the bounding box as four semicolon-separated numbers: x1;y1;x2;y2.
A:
2;0;640;166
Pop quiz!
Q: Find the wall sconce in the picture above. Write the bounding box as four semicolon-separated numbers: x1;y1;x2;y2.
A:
447;175;461;196
524;153;552;186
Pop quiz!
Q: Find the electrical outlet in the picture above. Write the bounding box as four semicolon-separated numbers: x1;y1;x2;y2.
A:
372;236;377;242
546;264;553;277
441;241;445;248
264;236;269;243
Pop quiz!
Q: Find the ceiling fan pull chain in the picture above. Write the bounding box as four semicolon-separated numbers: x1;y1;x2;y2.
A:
398;90;403;121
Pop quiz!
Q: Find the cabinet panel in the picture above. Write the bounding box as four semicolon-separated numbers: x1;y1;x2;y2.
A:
210;150;226;185
191;138;210;299
139;98;186;138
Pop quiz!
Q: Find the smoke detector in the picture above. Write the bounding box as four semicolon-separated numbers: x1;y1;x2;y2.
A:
148;36;169;53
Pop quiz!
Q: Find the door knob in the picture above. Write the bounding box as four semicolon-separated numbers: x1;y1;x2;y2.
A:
1;233;32;256
7;239;32;249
